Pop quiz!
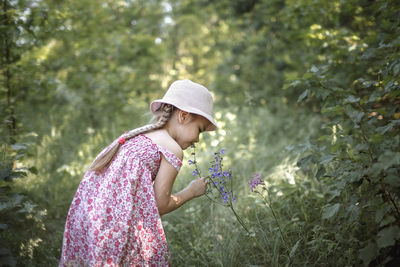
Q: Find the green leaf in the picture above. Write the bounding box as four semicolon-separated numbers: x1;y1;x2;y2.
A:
289;239;301;258
321;105;342;115
314;88;330;100
377;226;400;248
29;167;38;175
344;105;364;124
343;95;360;104
359;241;378;266
290;80;302;87
297;155;314;171
0;224;8;230
322;203;340;219
378;151;400;170
375;205;389;223
0;247;16;267
360;80;375;88
376;123;393;134
18;202;37;213
0;167;12;180
9;171;27;179
393;63;400;75
327;189;341;202
347;205;360;222
297;89;310;103
369;133;384;144
315;165;326;180
319;154;336;165
10;143;27;151
380;216;396;227
384;174;400;187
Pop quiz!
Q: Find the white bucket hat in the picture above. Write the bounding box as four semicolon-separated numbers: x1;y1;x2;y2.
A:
150;79;217;131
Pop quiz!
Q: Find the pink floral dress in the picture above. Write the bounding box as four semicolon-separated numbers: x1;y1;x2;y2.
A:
59;134;182;267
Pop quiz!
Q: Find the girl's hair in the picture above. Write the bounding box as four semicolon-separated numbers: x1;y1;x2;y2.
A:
88;104;174;172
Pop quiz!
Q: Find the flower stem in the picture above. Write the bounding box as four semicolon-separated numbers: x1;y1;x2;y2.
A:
190;146;271;262
259;188;291;261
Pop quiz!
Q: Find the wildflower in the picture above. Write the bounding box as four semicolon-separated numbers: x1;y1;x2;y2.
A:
190;147;236;204
248;173;263;192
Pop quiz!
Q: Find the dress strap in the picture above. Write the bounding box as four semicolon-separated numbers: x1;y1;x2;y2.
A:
156;145;182;172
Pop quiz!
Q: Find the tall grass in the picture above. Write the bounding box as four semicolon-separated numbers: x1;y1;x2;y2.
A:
164;105;324;266
9;103;327;266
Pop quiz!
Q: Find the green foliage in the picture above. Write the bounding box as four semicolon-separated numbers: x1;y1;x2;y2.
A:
285;0;400;265
0;142;44;267
1;0;399;266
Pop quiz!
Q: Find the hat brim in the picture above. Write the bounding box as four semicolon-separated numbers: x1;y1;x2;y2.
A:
151;100;217;131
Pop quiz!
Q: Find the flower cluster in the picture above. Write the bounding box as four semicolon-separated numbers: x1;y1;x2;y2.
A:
190;147;235;204
248;173;264;192
208;149;236;203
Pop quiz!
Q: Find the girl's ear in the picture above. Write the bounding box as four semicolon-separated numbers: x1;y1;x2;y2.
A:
177;110;191;124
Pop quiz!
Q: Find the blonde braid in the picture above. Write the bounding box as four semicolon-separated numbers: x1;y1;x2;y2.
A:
124;104;174;139
88;104;174;172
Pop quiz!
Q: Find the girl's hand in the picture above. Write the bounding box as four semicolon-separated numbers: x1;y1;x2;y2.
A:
188;177;208;198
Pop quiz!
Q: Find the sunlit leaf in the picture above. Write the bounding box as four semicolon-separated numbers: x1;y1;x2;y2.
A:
10;143;27;151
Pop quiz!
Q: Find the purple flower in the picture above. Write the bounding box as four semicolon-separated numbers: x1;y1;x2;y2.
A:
190;146;237;204
248;173;264;192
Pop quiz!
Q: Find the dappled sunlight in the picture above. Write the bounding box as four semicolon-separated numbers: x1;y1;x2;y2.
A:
267;157;299;185
20;237;42;260
2;0;399;265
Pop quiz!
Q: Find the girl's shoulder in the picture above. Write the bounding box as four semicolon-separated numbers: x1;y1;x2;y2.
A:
143;130;183;160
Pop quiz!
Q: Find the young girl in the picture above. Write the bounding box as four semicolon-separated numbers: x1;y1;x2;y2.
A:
59;79;217;266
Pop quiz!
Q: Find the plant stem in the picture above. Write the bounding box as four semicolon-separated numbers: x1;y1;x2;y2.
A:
190;146;271;261
259;188;291;262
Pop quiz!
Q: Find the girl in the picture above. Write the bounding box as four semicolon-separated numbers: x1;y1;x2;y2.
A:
59;79;217;266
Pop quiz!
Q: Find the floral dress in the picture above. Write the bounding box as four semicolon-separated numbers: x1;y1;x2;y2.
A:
59;134;182;267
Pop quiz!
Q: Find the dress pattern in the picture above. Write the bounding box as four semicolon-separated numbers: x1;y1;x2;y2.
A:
59;134;182;267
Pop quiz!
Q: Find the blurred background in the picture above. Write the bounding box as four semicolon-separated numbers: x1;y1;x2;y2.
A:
1;0;399;266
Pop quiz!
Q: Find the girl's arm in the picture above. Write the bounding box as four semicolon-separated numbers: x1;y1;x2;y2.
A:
153;155;207;215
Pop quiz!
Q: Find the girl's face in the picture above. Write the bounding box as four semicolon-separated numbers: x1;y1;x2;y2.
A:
176;113;210;150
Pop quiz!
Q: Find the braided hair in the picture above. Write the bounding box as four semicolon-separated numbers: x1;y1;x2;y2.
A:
88;104;174;172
